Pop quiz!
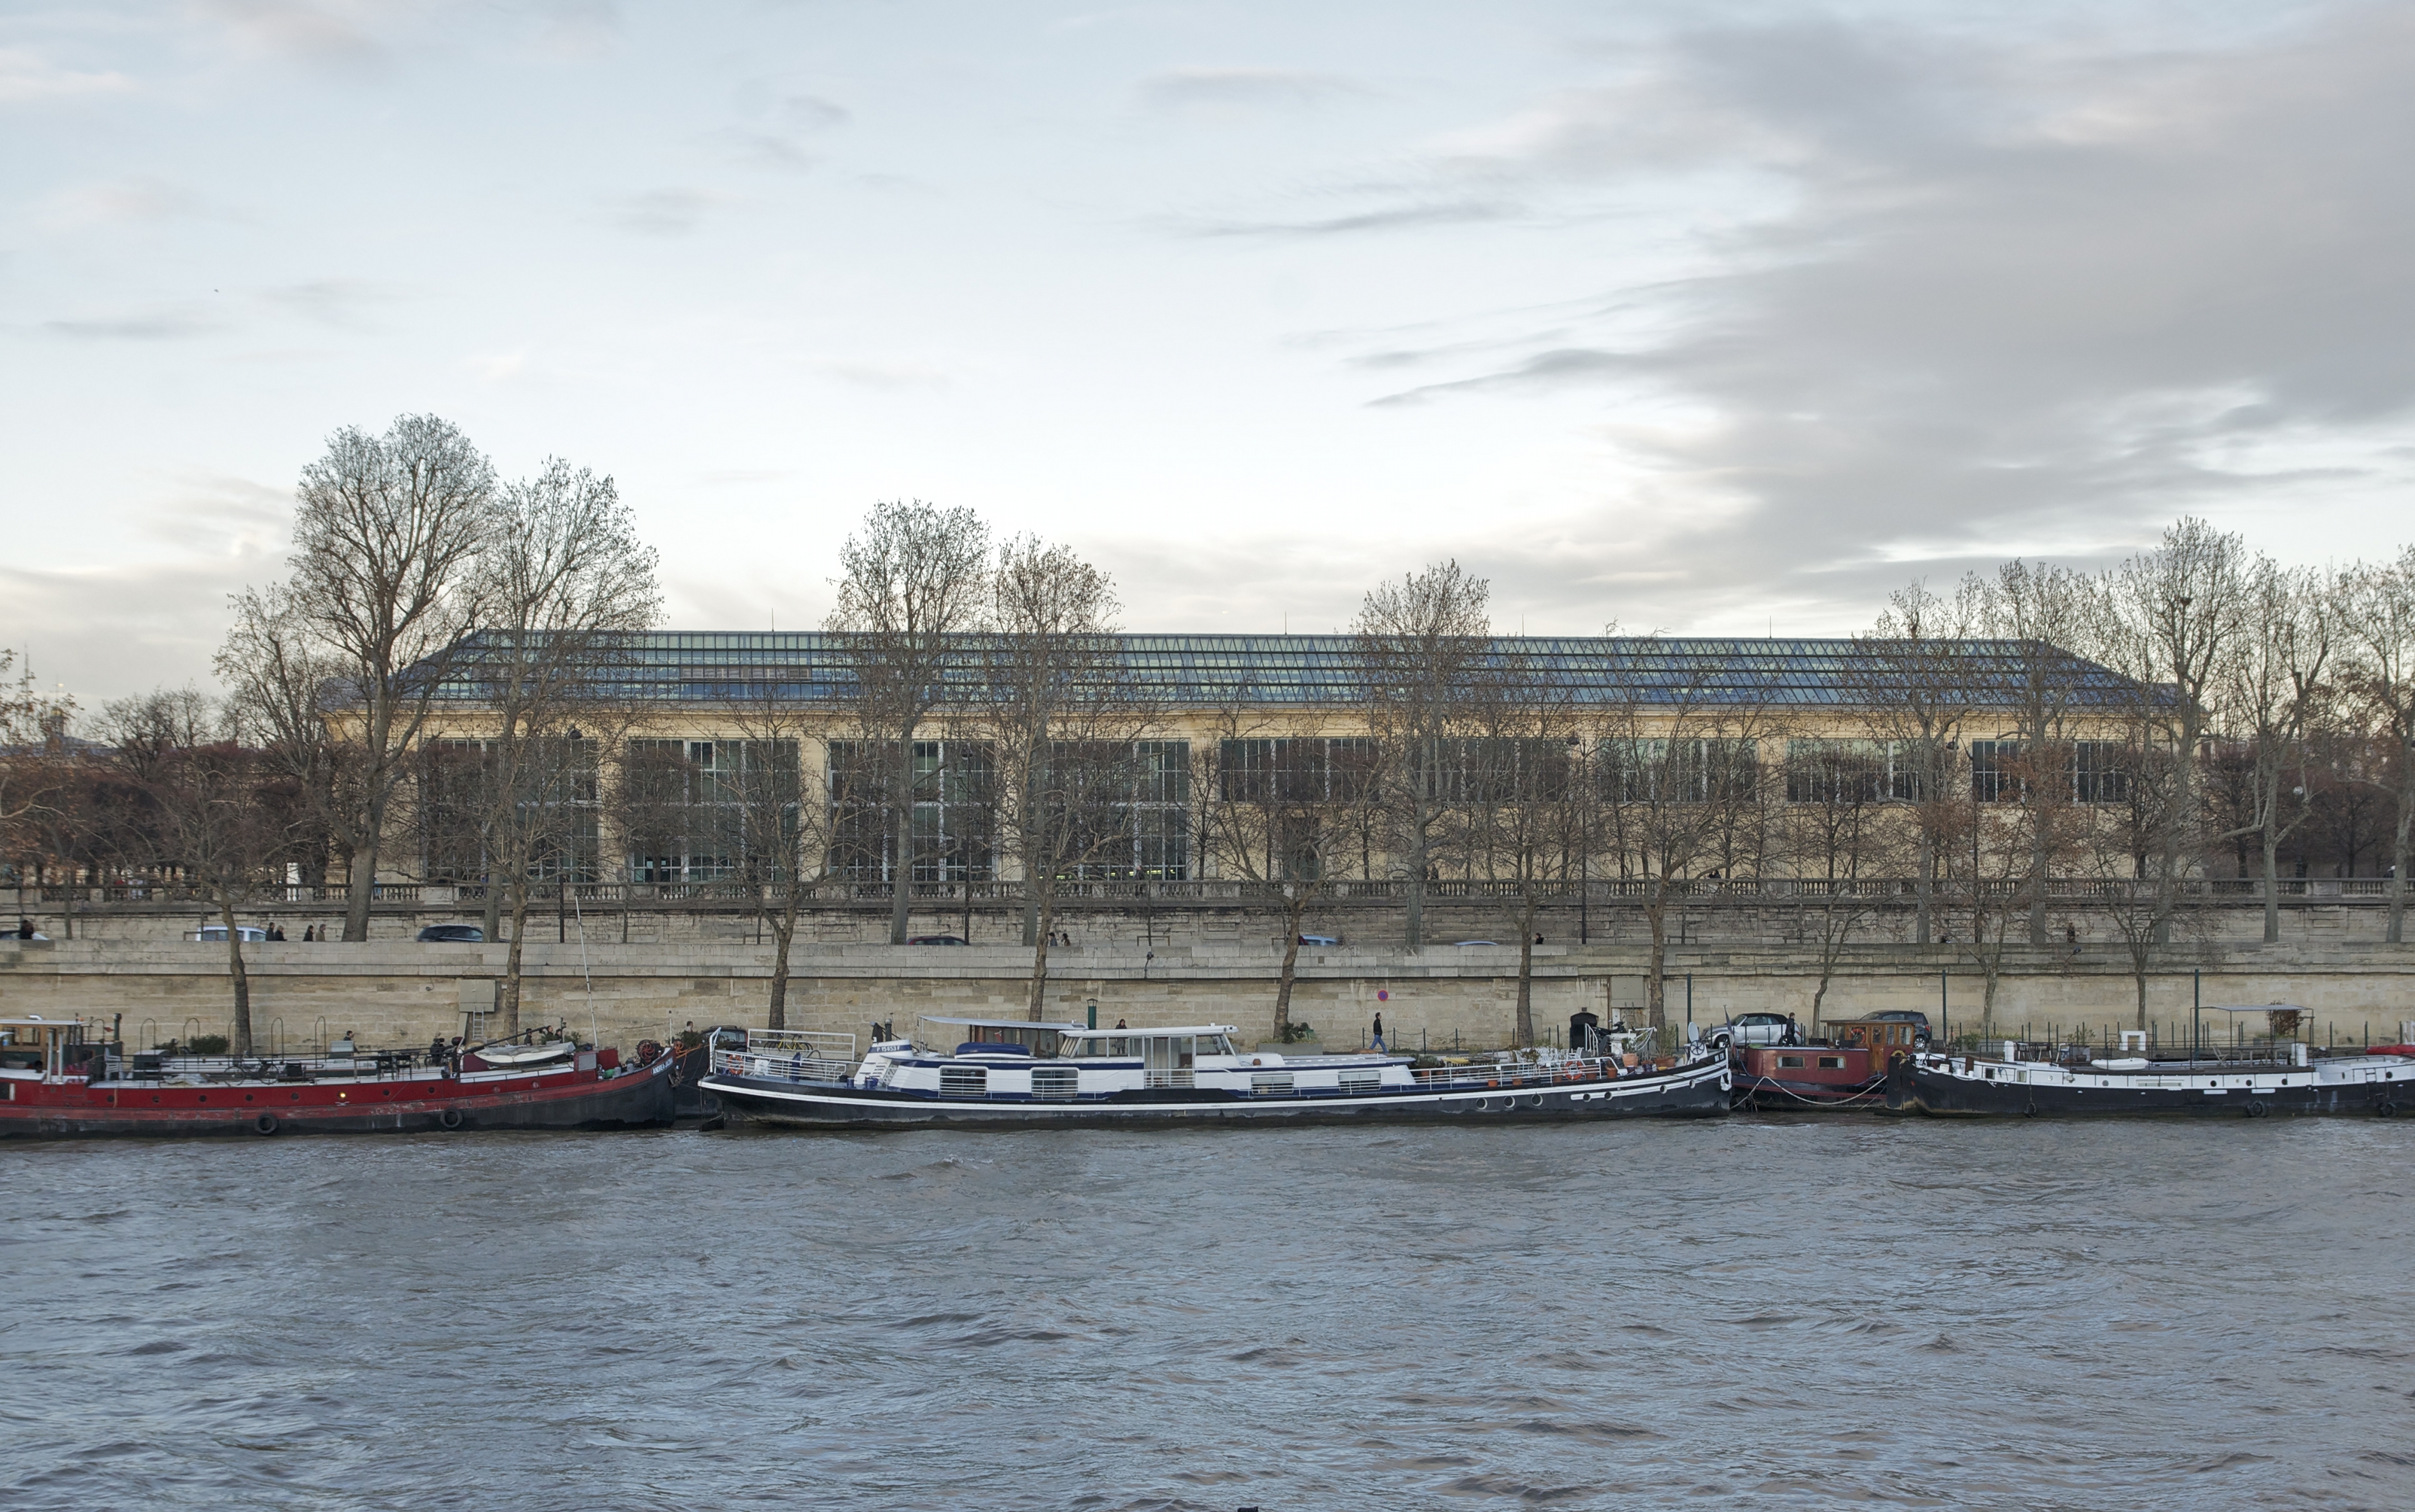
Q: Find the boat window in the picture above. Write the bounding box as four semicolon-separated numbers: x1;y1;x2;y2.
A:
1200;1035;1234;1056
1817;1056;1845;1069
1778;1054;1805;1068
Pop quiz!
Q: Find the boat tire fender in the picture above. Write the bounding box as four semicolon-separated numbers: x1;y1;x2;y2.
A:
2023;1099;2038;1118
2245;1099;2268;1119
440;1108;464;1130
2377;1100;2397;1119
253;1112;279;1136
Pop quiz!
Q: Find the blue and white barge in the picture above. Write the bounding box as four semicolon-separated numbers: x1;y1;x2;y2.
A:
700;1016;1730;1129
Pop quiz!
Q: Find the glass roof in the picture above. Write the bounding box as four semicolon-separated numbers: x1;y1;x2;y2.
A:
413;632;2146;709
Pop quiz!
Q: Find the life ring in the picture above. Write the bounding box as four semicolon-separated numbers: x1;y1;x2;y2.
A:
636;1039;662;1063
439;1108;464;1130
253;1112;280;1136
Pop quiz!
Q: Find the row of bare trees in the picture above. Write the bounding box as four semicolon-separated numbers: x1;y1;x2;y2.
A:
7;428;2415;1055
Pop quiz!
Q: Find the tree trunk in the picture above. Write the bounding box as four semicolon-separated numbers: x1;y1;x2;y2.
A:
2134;963;2149;1032
499;880;530;1036
2028;822;2049;945
344;811;379;942
2261;814;2283;945
219;892;254;1057
767;889;799;1032
1915;831;1933;945
1643;882;1667;1029
890;737;916;944
1405;811;1426;950
482;861;502;942
1027;878;1060;1021
1273;894;1309;1035
1513;887;1538;1046
2389;764;2412;945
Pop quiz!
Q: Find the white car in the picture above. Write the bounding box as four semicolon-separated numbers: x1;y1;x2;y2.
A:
1705;1012;1794;1052
191;925;269;942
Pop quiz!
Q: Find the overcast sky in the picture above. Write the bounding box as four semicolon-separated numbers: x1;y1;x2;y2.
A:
4;0;2410;704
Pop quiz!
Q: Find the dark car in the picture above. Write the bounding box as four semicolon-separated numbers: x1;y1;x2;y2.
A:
1863;1009;1934;1048
417;923;485;943
905;935;968;946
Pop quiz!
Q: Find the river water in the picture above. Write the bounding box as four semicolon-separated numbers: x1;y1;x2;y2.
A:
5;1117;2410;1510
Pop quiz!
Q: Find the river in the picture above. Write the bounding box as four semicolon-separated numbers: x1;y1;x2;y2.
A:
5;1117;2410;1510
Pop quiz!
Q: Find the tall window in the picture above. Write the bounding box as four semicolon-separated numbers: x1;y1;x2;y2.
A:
1968;740;2018;803
1601;738;1760;803
826;740;995;883
622;738;794;884
1784;739;1887;805
418;736;600;884
2071;741;2131;804
1052;739;1191;881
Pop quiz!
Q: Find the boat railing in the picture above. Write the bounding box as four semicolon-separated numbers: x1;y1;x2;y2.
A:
1407;1054;1644;1090
716;1030;859;1085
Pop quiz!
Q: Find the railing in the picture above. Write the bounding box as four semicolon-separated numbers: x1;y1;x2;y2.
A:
713;1029;858;1085
1406;1052;1676;1090
14;874;2404;912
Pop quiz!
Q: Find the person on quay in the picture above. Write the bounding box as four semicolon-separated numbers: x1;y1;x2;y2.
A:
1371;1011;1386;1053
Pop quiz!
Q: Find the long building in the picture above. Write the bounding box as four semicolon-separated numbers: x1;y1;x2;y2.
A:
404;631;2150;891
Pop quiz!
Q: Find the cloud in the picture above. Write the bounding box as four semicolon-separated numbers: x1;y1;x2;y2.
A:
41;309;225;340
602;187;716;235
258;279;402;328
1139;66;1366;111
0;47;136;104
723;92;848;172
1305;5;2415;623
32;177;217;232
199;0;397;75
534;0;619;61
1186;199;1513;237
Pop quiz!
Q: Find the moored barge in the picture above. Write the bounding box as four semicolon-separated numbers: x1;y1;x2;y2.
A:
0;1015;677;1139
1883;1039;2413;1118
702;1016;1731;1128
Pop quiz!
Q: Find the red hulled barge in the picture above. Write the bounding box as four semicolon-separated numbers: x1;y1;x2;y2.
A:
0;1015;676;1139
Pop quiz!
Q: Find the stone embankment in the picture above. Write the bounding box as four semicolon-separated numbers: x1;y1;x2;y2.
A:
5;937;2410;1057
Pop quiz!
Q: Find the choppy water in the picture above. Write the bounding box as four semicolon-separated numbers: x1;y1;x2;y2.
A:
5;1117;2411;1510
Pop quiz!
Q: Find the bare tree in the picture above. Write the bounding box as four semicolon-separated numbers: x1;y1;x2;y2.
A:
975;536;1158;1018
826;501;992;944
0;653;81;934
218;584;350;896
713;689;834;1030
1596;639;1781;1027
2095;518;2250;944
1197;702;1369;1039
454;460;660;1035
2340;545;2415;943
1352;561;1492;949
1460;651;1589;1046
101;690;304;1056
1778;734;1887;1031
2220;556;2337;944
1852;580;1984;945
283;415;496;942
1973;561;2100;945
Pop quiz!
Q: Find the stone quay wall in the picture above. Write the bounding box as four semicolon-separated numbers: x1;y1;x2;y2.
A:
5;936;2411;1058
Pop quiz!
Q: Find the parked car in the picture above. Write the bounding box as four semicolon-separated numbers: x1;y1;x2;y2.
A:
191;924;269;942
905;935;968;946
1704;1012;1794;1051
1863;1009;1935;1048
417;923;485;943
1297;933;1340;947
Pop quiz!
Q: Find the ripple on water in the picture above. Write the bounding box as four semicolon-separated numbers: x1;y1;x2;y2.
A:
4;1119;2413;1510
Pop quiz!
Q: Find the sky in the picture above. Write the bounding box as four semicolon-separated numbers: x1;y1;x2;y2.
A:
4;0;2410;704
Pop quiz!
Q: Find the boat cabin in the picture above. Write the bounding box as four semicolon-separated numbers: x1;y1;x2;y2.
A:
840;1020;1414;1100
1735;1043;1875;1086
1826;1019;1921;1060
914;1016;1090;1058
0;1016;103;1077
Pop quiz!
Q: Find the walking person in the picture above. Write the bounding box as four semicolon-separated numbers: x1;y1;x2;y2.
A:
1371;1010;1385;1054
